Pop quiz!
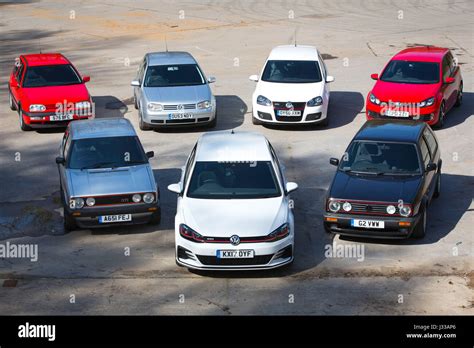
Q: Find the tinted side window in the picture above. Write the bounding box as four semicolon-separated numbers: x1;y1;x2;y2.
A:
318;54;327;80
446;52;456;75
423;128;438;157
183;145;197;187
442;56;450;81
16;63;24;83
419;138;431;168
268;143;284;186
64;134;72;161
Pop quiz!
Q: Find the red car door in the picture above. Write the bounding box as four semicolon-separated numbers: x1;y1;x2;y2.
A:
9;57;25;108
440;53;457;110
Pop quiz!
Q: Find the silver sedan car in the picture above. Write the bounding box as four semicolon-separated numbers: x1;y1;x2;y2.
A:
131;51;217;130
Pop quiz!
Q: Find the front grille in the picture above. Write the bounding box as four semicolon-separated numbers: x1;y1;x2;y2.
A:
197;117;210;122
163;104;196;111
350;202;399;215
306;112;322;121
87;193;143;206
196;254;273;266
273;101;305;122
257;111;272;120
166;118;196;124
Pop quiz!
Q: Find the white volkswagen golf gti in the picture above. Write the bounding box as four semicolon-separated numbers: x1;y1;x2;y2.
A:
250;45;334;126
168;130;298;270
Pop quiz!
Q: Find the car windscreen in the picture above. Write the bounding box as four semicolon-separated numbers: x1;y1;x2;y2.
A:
261;60;322;83
144;64;205;87
187;161;281;199
339;141;421;175
67;136;148;170
23;65;82;87
380;60;440;84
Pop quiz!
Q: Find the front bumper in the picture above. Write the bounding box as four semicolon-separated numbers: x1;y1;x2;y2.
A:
66;201;160;229
323;212;421;239
365;103;438;126
252;102;328;124
23;111;93;128
142;107;216;127
175;235;294;270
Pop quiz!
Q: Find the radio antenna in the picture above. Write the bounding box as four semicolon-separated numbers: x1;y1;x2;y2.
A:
165;34;168;52
294;28;297;47
39;38;42;54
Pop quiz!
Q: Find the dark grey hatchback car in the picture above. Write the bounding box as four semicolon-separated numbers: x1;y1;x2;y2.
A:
324;120;441;239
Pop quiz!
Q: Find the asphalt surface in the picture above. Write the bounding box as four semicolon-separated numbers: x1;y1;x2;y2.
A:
0;0;472;315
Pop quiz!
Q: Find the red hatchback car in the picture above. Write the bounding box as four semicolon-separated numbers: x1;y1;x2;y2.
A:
366;47;463;128
8;53;93;131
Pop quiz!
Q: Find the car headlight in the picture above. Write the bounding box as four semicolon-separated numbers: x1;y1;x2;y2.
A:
369;93;381;105
29;104;46;112
143;193;154;204
75;101;91;109
197;100;211;109
328;200;341;212
132;194;142;203
256;95;271;106
399;205;412;217
147;102;163;111
267;223;290;242
179;224;204;243
307;96;323;107
69;197;84;209
417;97;435;108
342;202;352;212
386;205;396;215
86;197;95;207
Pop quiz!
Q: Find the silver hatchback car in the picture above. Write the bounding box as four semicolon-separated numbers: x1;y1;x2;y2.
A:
56;118;161;231
131;51;217;130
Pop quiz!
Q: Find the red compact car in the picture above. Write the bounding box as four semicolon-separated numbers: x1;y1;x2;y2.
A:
366;47;463;128
8;53;93;131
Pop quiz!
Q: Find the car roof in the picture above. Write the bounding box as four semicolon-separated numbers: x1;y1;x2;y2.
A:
69;118;137;140
22;53;71;66
146;51;197;66
354;120;425;143
267;45;320;61
392;46;448;62
195;131;272;162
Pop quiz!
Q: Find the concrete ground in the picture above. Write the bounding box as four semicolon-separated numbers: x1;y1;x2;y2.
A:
0;0;472;315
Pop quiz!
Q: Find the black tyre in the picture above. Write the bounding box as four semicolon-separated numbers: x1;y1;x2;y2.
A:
61;187;76;232
18;107;32;131
252;114;262;125
319;116;329;127
455;82;463;107
433;102;445;129
9;90;16;111
138;108;151;131
412;206;426;239
149;207;161;225
207;113;217;128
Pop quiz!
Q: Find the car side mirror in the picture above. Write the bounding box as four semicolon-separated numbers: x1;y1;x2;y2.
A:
55;156;65;165
167;183;182;195
326;75;335;83
146;151;154;158
249;74;259;82
131;80;140;87
426;163;437;172
207;76;216;84
370;73;379;80
82;76;90;83
444;77;455;84
286;182;298;194
330;158;339;166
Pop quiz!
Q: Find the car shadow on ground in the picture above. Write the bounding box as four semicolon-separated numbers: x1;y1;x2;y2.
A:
92;95;128;119
149;95;246;133
441;92;473;129
261;91;364;131
338;173;473;246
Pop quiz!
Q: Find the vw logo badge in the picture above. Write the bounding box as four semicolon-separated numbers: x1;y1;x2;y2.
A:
285;102;293;110
229;235;240;246
177;104;184;111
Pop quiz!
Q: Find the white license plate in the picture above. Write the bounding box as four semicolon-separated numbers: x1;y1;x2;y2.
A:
384;110;409;117
277;110;301;116
351;219;385;229
216;249;255;259
168;113;193;120
99;214;132;223
50;113;73;121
